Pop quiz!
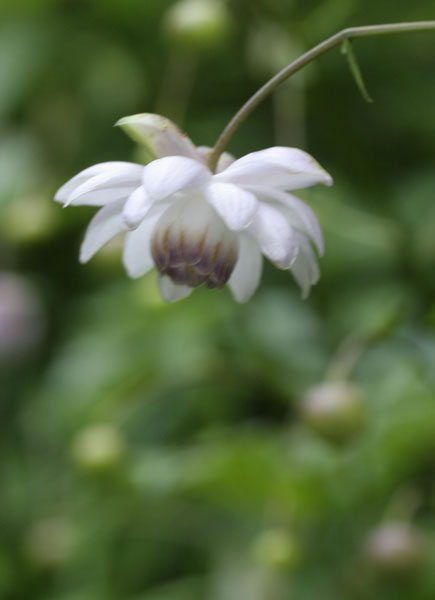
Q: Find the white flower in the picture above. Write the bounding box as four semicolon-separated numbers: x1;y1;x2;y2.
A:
55;113;332;303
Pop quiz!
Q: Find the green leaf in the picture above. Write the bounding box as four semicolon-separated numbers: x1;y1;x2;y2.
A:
341;39;373;104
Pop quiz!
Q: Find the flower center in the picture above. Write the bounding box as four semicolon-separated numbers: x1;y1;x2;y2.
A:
151;193;238;288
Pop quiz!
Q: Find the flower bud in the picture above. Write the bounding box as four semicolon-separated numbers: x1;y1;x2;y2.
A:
70;424;126;473
364;522;423;574
301;381;365;442
163;0;233;52
23;518;77;568
251;529;301;571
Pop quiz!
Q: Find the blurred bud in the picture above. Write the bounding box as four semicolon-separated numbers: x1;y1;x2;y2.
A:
0;272;45;362
364;522;423;575
23;517;77;568
251;528;301;571
70;424;126;473
301;381;365;442
163;0;232;52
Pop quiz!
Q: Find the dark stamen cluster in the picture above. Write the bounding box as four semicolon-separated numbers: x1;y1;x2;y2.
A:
151;227;237;289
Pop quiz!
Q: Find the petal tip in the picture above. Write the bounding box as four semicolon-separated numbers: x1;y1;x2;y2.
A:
115;114;159;148
123;219;136;231
323;172;334;187
232;290;255;304
115;113;200;161
78;251;89;264
54;186;70;204
122;263;141;279
115;113;149;128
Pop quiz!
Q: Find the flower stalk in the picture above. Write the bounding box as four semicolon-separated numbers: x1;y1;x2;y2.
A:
207;21;435;172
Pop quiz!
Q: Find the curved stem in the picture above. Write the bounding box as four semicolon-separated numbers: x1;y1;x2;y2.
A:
207;21;435;172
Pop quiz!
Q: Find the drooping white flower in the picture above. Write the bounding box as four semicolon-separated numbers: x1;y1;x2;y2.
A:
55;113;332;303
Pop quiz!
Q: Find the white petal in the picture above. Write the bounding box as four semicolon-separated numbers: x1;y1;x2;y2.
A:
275;192;324;255
63;187;137;207
204;182;257;230
158;276;193;303
79;199;125;263
65;172;143;207
116;113;201;160
248;203;298;268
123;208;164;278
215;146;333;191
246;186;324;255
290;233;320;299
228;234;263;303
122;187;154;230
55;162;143;204
143;156;211;201
196;146;235;172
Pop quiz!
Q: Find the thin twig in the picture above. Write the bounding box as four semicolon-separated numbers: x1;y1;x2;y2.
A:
207;21;435;171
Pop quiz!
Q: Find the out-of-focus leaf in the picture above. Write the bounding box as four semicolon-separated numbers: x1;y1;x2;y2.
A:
328;281;415;340
80;44;147;119
0;131;45;205
130;576;203;600
0;21;52;119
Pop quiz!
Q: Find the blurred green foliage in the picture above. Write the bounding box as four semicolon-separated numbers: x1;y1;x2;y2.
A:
1;0;435;599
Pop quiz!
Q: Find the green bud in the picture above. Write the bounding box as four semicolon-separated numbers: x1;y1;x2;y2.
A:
301;381;365;442
251;529;301;571
70;424;126;474
364;522;423;575
23;518;77;568
163;0;233;52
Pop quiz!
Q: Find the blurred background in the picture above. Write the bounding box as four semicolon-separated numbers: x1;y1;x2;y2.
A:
1;0;435;598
